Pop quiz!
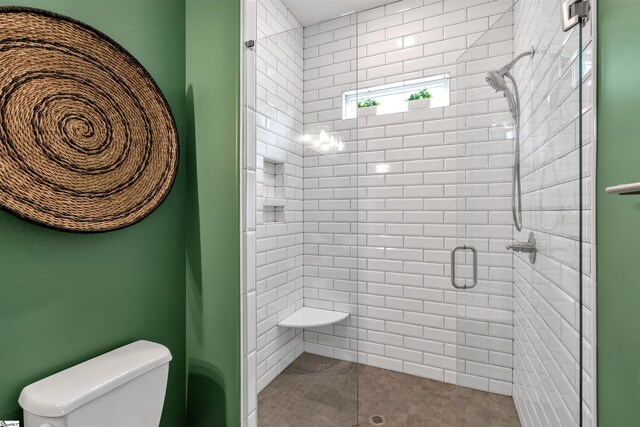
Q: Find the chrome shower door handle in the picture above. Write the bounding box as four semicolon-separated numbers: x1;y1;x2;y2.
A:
451;245;478;290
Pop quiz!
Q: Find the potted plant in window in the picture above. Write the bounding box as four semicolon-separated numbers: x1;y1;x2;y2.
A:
357;98;380;116
406;88;433;110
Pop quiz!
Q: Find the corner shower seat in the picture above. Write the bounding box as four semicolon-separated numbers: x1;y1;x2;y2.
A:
278;307;349;328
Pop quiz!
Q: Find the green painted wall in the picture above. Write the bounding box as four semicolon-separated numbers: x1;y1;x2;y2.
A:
185;0;241;426
0;1;187;425
0;1;242;425
597;1;640;425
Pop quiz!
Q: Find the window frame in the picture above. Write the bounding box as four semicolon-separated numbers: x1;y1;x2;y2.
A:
342;73;451;119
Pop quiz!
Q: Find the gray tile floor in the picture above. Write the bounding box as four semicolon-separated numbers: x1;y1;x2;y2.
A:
258;352;521;427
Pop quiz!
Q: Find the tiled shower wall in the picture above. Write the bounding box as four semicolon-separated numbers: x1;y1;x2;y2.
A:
254;0;305;392
511;0;594;425
245;1;595;424
302;0;517;394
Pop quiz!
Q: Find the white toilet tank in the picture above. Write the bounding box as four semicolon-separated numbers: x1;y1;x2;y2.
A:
19;340;172;427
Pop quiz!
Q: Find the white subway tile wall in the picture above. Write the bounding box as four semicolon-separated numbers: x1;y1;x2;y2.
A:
510;0;594;426
257;0;301;39
255;0;305;394
302;0;517;394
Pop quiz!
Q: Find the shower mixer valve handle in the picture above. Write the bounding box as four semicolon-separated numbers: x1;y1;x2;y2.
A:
506;241;536;253
506;232;537;264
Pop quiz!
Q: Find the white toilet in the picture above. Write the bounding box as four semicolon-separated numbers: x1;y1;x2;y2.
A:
18;340;172;427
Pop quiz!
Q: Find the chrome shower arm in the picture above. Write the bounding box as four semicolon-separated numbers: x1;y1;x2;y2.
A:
498;47;535;76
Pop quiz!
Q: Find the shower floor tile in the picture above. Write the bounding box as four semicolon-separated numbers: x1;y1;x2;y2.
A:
257;352;521;427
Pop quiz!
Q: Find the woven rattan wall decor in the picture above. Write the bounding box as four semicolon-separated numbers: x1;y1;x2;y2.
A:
0;7;179;232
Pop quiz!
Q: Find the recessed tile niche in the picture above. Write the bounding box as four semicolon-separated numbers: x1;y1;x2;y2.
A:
262;159;284;223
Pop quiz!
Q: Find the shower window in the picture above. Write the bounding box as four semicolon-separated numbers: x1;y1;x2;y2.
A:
342;73;450;119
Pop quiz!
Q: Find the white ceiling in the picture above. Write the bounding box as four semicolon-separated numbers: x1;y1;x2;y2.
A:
281;0;393;27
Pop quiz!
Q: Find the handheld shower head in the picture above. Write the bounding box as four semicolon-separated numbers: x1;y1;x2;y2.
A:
486;69;517;116
485;70;508;93
485;47;536;94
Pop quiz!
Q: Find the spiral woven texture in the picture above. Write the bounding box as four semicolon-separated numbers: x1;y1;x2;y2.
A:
0;8;178;232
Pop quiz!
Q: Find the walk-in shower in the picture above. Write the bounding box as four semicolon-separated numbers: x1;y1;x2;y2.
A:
241;0;595;425
486;47;534;232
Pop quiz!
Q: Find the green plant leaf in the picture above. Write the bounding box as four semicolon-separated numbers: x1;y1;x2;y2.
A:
407;88;433;101
357;98;380;108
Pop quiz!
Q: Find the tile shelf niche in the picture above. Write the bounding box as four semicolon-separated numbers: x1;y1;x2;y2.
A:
263;197;285;207
262;158;285;222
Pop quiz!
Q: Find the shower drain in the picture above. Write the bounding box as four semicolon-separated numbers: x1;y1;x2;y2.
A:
370;415;385;425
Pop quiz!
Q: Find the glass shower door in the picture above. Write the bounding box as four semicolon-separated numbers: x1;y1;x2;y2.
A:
251;16;361;426
453;5;586;427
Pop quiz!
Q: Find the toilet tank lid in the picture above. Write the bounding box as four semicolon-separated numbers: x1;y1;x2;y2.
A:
18;340;172;417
